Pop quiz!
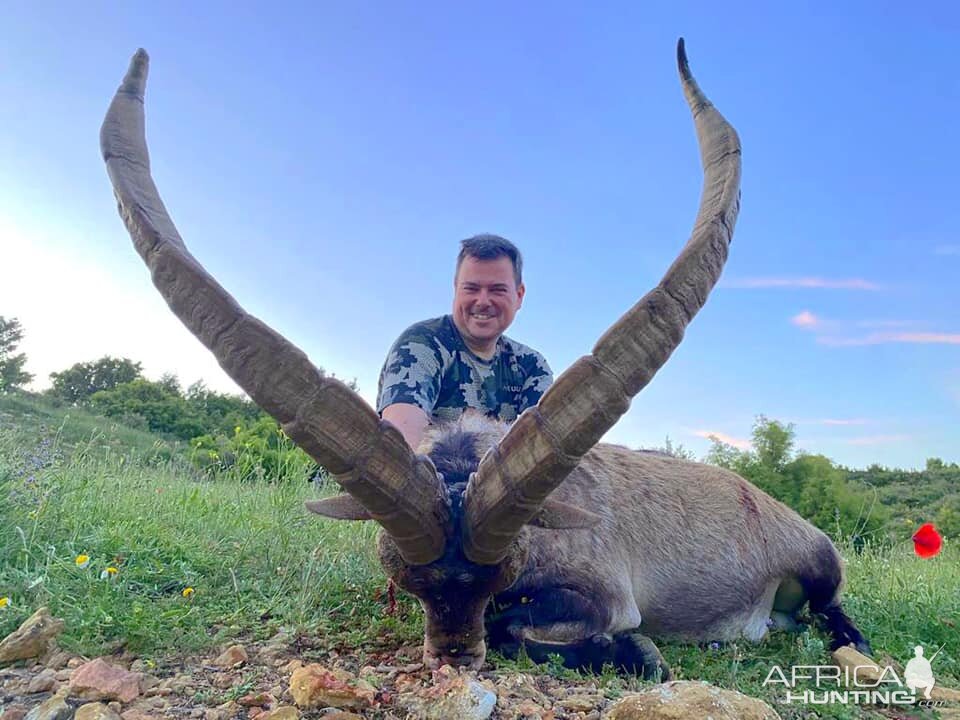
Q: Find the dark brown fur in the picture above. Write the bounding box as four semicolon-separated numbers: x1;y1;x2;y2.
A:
371;414;870;675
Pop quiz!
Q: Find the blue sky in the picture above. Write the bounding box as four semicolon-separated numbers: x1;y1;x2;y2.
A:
1;3;957;469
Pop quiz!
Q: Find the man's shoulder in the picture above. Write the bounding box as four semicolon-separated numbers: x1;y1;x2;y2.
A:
499;334;551;372
392;315;458;348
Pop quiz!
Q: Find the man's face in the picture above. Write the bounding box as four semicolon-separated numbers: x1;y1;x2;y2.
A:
452;256;525;356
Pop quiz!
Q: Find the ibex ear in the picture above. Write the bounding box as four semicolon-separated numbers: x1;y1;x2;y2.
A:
305;494;373;521
526;500;602;529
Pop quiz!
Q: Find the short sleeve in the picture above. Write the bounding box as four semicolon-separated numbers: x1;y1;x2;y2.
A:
376;333;444;415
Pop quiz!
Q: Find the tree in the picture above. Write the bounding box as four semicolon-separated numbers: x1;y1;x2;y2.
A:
0;316;33;392
48;356;143;404
90;378;205;439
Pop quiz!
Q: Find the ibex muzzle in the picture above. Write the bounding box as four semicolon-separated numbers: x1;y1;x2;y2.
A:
101;40;870;676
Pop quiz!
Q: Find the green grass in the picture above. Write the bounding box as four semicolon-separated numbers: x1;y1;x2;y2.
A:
1;404;957;719
0;392;181;463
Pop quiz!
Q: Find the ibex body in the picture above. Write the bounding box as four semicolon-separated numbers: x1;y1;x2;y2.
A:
100;40;869;679
357;413;869;676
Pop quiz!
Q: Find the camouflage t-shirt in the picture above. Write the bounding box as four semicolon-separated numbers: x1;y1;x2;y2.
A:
376;315;553;424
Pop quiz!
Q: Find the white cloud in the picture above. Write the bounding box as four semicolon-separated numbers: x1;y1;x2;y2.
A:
818;332;960;347
723;277;882;290
692;430;752;450
791;310;820;329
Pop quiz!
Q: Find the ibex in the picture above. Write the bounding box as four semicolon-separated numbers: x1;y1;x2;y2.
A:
101;40;870;679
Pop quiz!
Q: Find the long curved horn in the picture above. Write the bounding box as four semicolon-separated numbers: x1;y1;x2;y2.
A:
101;50;449;565
463;38;741;564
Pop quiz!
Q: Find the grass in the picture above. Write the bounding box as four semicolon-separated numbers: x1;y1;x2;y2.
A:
1;401;957;719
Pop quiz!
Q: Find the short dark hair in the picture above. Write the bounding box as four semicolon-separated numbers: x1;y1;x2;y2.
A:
455;234;523;286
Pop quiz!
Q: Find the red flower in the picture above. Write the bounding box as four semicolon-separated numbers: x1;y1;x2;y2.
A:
912;523;943;559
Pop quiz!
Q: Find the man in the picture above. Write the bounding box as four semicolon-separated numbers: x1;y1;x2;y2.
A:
377;234;553;450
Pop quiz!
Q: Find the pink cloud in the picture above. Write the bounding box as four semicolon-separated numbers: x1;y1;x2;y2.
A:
818;332;960;346
856;319;916;329
791;311;820;329
846;434;911;446
724;277;882;290
693;430;752;450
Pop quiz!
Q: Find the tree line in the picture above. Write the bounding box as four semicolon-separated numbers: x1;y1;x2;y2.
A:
2;315;956;540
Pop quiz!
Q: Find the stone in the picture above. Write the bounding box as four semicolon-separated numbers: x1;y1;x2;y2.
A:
75;702;123;720
68;658;142;704
288;664;375;710
0;705;29;720
603;681;780;719
396;666;496;720
256;709;299;720
23;690;72;720
514;699;552;718
237;693;275;708
26;668;59;694
495;673;550;707
0;608;65;665
41;650;71;671
213;645;248;669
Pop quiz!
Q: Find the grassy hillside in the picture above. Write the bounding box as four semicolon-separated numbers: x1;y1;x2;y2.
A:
1;394;957;719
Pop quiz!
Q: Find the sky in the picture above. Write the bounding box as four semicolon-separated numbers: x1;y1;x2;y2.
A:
1;2;957;470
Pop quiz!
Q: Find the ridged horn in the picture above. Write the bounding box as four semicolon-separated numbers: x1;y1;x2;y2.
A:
463;38;742;564
100;49;450;564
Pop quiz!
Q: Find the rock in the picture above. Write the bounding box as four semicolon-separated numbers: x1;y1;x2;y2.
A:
558;694;601;712
203;702;240;720
514;699;552;718
321;714;364;720
75;702;123;720
211;673;236;690
256;708;299;720
495;673;550;707
23;690;72;720
604;681;780;720
288;664;375;710
68;658;142;704
0;705;29;720
137;674;160;694
237;693;275;708
213;645;248;669
119;710;161;720
397;666;497;720
280;660;303;675
0;608;65;665
41;649;71;671
67;658;85;669
26;668;59;694
54;670;72;682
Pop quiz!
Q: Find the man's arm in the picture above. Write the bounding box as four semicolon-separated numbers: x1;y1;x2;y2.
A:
382;403;430;451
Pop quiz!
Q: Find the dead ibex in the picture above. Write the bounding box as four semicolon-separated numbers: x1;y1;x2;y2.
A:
101;40;870;678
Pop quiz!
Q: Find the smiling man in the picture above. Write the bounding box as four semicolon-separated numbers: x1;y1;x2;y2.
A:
377;234;553;450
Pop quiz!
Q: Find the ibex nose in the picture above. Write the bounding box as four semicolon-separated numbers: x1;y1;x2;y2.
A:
423;640;486;671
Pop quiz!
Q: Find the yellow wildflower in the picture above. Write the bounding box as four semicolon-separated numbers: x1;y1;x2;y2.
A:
75;554;90;569
182;587;195;598
0;597;10;609
100;567;119;580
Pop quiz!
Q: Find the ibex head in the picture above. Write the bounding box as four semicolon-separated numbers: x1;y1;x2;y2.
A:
101;38;740;670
